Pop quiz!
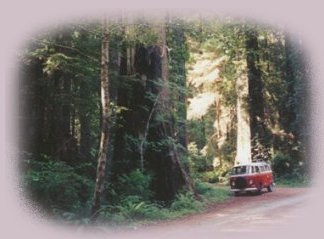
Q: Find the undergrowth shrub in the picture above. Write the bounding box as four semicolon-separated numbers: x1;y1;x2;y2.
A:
272;153;305;178
99;169;167;222
272;152;309;186
195;180;229;203
23;157;93;215
196;168;230;184
272;153;294;177
114;169;153;202
188;142;213;172
170;192;203;214
100;195;169;222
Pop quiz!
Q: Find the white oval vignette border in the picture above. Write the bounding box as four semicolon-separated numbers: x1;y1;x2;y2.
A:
1;1;323;239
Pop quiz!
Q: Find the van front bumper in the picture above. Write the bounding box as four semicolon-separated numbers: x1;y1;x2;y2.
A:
230;187;258;192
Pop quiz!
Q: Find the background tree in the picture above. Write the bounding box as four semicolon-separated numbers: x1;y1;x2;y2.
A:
91;18;110;219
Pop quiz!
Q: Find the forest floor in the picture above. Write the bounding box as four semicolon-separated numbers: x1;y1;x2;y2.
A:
81;187;312;238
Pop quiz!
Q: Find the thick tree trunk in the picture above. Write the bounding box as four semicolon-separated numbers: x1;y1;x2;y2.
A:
170;21;188;151
235;68;252;165
79;78;92;162
91;19;110;220
147;22;194;201
111;20;141;179
246;29;270;161
282;34;296;134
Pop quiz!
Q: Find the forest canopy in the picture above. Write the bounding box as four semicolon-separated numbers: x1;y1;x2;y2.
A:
19;16;310;223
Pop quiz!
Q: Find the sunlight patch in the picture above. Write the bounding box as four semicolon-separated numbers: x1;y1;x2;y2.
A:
187;92;216;119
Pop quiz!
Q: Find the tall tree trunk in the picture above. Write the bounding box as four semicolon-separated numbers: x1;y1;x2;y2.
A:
282;34;297;134
106;25;122;182
60;73;76;163
79;78;92;162
148;22;194;201
169;20;188;151
235;67;252;165
111;18;138;179
280;33;307;160
246;29;269;161
235;28;270;165
91;19;110;220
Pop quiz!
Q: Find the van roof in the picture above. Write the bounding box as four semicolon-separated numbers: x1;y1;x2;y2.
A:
233;162;270;167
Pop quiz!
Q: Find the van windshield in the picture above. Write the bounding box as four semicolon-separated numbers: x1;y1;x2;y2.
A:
231;166;248;175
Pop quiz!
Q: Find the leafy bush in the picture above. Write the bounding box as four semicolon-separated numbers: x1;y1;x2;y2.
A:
272;153;305;179
218;141;236;163
195;181;230;203
170;192;203;215
196;167;230;184
100;195;168;222
115;169;153;201
188;142;213;172
24;158;93;214
100;170;170;222
271;152;309;187
197;171;220;183
272;153;293;176
275;176;310;187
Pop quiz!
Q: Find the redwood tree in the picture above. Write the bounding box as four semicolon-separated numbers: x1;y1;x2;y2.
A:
146;22;194;201
91;19;110;219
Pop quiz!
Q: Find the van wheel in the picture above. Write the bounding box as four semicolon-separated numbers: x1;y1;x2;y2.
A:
257;184;262;195
267;184;273;192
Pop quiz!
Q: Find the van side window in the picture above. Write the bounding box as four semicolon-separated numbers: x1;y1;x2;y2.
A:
232;166;247;175
256;166;260;173
251;166;255;173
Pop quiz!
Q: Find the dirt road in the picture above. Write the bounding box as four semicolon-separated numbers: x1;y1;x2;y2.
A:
84;187;312;239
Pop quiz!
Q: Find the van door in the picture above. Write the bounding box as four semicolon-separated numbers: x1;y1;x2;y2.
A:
255;166;262;189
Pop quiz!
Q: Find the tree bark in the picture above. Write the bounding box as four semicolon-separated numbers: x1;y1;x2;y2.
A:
170;20;188;151
282;33;296;134
235;67;252;165
111;19;140;179
91;18;110;220
148;22;194;201
246;29;270;161
79;78;92;162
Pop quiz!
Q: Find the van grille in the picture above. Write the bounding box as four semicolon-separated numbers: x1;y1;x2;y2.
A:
234;177;247;189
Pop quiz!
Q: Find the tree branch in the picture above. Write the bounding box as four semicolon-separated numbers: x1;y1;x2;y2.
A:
33;38;100;63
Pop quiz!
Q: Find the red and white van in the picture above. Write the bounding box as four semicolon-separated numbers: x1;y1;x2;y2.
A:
229;162;274;196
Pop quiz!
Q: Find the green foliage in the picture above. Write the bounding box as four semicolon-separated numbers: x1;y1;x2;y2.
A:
99;181;230;224
275;177;310;188
129;22;159;46
100;196;168;222
187;121;207;150
272;152;306;180
23;156;94;214
114;169;153;202
218;141;236;162
197;171;219;184
187;142;212;172
43;53;74;74
195;166;230;184
170;192;203;215
272;153;294;177
195;181;230;203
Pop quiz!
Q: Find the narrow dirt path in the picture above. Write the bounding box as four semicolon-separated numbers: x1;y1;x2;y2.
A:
80;187;311;239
